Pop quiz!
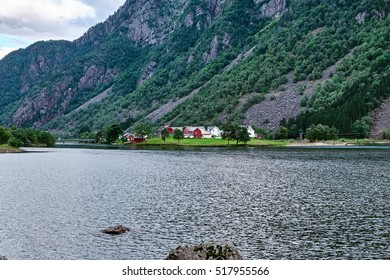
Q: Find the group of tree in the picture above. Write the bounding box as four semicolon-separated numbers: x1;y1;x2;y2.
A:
305;124;339;142
0;126;56;147
221;123;250;145
381;130;390;140
103;122;156;144
352;116;373;138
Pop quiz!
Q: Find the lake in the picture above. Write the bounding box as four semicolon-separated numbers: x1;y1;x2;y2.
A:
0;147;389;260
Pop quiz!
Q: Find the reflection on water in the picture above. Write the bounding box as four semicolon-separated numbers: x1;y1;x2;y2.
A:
0;147;389;260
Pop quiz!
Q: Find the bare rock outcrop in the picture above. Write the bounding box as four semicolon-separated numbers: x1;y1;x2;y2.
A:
259;0;287;18
356;12;368;24
76;0;188;46
203;36;219;62
0;256;7;260
101;225;130;235
166;241;243;260
138;61;158;85
12;77;76;127
207;0;229;19
370;97;390;139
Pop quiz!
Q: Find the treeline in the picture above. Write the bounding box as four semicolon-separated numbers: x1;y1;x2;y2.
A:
0;127;56;148
290;17;390;134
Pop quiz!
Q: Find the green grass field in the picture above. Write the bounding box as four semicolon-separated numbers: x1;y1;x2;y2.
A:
136;137;288;147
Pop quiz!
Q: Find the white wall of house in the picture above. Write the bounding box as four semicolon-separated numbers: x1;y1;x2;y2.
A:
246;126;256;138
208;126;221;137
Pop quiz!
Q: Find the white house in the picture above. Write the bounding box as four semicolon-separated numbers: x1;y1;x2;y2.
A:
207;126;222;137
241;125;256;138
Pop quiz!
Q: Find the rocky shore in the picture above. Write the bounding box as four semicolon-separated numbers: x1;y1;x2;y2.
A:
0;145;23;153
166;241;243;260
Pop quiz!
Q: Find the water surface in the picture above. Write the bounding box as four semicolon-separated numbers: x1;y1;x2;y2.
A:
0;147;389;259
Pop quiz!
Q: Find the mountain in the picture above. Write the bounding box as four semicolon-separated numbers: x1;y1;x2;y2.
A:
0;0;389;138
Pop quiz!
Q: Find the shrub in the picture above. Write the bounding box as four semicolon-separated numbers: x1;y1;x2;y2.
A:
0;126;11;144
305;124;339;142
8;137;23;148
275;126;289;140
381;130;390;140
352;116;373;138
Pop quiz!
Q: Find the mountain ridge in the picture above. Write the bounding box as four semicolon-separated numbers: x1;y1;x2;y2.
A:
0;0;389;138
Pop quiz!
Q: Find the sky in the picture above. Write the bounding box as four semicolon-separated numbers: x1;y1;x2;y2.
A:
0;0;126;59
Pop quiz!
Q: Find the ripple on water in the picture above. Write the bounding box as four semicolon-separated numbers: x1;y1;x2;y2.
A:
0;147;389;259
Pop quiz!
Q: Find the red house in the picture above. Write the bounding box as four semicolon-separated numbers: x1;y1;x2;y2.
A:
124;133;146;144
193;128;202;138
183;126;207;138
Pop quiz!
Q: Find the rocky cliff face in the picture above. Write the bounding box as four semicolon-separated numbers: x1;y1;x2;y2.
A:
76;0;230;46
76;0;188;46
20;42;74;94
12;77;75;127
259;0;287;18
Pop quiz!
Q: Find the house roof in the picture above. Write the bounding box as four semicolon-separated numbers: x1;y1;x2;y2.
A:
207;126;220;131
184;126;206;131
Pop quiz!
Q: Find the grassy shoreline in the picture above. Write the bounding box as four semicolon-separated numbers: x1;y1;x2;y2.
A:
0;144;24;153
124;137;390;148
126;137;287;147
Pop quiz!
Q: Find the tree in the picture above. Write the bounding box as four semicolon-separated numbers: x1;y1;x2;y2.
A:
235;126;250;145
352;116;373;138
95;130;104;143
0;126;11;144
133;122;153;139
8;137;23;148
275;126;289;140
105;124;123;144
173;128;184;144
221;123;236;145
288;124;300;139
306;124;339;142
160;128;170;143
37;131;56;147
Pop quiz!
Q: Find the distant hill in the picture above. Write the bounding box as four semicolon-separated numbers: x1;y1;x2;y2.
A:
0;0;389;138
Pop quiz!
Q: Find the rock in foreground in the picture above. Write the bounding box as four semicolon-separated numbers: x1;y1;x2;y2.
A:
166;241;243;260
101;225;129;235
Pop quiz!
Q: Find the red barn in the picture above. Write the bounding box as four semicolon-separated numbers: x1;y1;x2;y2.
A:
193;128;202;138
124;133;146;144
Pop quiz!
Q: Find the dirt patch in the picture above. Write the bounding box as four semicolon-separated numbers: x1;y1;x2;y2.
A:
370;97;390;138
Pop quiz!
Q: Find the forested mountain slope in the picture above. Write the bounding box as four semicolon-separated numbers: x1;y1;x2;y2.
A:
0;0;389;138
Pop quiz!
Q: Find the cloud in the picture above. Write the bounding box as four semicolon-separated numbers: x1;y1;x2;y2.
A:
0;47;18;59
0;0;125;41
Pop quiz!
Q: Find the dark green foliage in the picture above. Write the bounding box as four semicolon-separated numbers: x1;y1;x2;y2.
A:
352;116;373;138
221;123;236;145
252;125;271;139
133;122;153;138
8;137;23;148
0;127;11;144
0;126;56;147
221;123;250;145
160;128;170;142
288;124;301;139
236;126;251;145
105;124;123;144
173;128;184;143
95;130;104;143
275;126;289;140
381;130;390;140
37;131;56;147
305;124;339;142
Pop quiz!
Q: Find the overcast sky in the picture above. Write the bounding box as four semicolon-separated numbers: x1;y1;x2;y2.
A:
0;0;126;59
